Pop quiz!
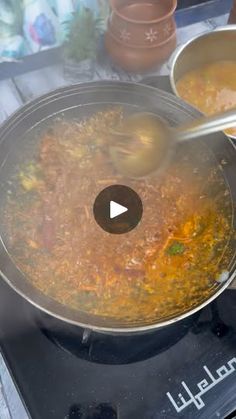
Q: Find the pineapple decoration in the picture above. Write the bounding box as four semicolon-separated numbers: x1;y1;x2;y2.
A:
63;7;102;82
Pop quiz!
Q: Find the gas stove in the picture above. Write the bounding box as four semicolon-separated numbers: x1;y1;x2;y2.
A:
0;76;236;419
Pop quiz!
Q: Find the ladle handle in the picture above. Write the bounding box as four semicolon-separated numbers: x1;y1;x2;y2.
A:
177;108;236;141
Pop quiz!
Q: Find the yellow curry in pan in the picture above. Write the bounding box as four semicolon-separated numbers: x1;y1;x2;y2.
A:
176;61;236;137
4;108;234;324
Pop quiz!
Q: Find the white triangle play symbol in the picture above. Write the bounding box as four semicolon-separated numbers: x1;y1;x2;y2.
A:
110;201;128;219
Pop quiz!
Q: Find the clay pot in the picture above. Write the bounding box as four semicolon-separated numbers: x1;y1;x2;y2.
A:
105;0;177;72
228;0;236;23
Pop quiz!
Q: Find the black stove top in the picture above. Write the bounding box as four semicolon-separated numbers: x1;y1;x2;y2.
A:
1;279;236;419
0;76;236;419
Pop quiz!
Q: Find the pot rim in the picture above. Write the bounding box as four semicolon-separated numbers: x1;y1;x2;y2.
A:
109;0;177;25
106;22;177;49
1;255;235;334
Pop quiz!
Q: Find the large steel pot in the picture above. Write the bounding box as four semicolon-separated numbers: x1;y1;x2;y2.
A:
0;81;235;334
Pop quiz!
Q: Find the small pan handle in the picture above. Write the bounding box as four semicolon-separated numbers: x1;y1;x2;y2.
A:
176;108;236;142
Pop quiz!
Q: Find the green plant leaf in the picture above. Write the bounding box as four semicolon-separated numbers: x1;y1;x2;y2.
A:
166;241;186;256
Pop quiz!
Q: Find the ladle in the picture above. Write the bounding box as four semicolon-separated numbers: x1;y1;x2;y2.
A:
109;108;236;178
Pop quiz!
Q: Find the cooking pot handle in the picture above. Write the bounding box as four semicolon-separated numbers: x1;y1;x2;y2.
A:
228;278;236;290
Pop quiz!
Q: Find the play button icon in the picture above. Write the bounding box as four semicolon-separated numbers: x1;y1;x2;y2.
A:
110;201;128;219
93;185;143;234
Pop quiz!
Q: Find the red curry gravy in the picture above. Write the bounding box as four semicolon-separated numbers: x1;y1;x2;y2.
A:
177;61;236;137
4;109;233;323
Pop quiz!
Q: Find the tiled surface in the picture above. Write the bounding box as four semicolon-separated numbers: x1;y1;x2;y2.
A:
0;7;232;419
13;64;66;102
0;356;28;419
0;80;23;118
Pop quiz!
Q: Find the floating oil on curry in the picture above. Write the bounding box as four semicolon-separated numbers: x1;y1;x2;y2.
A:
176;61;236;137
4;108;234;323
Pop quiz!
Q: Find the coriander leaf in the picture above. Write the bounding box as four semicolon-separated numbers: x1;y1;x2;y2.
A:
166;241;185;256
